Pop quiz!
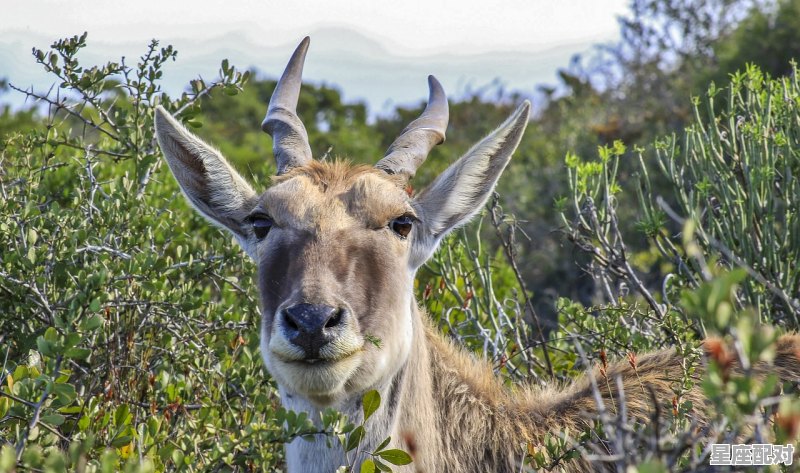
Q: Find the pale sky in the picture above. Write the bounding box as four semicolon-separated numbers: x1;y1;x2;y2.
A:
1;0;629;114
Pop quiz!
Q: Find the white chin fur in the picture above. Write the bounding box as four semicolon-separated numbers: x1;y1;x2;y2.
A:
260;320;361;401
277;356;362;399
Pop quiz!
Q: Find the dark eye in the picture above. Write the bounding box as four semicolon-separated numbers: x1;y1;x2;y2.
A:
249;215;273;240
390;215;414;239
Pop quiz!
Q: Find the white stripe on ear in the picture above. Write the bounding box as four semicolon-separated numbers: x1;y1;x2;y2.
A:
154;106;259;256
410;101;531;267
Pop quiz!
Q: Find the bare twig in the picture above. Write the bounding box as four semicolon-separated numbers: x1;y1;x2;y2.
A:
490;195;555;379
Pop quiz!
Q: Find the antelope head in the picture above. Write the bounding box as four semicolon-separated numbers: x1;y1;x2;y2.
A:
154;37;530;406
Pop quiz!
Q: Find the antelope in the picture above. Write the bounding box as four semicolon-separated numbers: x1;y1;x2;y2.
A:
154;37;800;472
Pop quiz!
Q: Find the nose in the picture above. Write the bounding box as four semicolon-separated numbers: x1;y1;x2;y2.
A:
280;303;347;358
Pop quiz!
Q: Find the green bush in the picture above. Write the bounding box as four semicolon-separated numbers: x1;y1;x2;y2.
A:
561;63;800;329
652;64;800;325
557;63;800;471
0;34;289;472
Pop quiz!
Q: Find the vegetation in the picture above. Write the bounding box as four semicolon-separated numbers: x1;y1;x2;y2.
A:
1;0;800;471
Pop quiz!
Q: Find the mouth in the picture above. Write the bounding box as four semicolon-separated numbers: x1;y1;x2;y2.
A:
273;348;360;366
268;348;364;399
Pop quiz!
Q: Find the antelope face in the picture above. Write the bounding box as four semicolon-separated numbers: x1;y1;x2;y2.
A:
154;37;530;406
254;164;416;402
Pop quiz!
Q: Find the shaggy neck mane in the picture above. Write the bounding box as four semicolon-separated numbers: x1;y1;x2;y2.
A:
394;304;703;473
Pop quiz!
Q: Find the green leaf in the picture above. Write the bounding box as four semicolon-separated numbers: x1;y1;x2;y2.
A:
147;417;161;437
53;383;77;404
362;390;380;421
345;426;365;452
114;404;131;427
89;299;101;312
171;449;185;466
65;347;91;360
12;366;28;381
375;436;391;453
364;334;382;348
64;332;81;349
40;413;65;426
44;327;58;342
37;338;55;357
111;435;132;448
80;315;103;331
77;415;90;431
378;449;412;466
373;458;392;472
360;458;376;473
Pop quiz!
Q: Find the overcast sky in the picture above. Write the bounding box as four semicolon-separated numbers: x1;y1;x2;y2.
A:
1;0;629;115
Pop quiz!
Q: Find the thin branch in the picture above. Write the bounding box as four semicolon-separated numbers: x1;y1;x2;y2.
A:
75;245;132;260
490;195;555;379
8;83;119;142
657;196;800;323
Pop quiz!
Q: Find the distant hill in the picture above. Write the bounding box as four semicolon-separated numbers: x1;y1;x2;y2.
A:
0;26;610;118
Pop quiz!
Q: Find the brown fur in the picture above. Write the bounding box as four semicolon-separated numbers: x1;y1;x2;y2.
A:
401;320;800;472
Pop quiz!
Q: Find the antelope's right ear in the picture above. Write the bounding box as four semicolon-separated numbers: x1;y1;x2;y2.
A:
154;106;259;255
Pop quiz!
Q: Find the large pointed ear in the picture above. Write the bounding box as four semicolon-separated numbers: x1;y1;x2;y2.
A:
154;106;259;256
410;101;530;267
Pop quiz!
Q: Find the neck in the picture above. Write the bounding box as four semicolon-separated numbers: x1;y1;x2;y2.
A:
398;309;540;472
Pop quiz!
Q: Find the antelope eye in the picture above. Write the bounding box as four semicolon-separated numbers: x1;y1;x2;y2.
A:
249;215;273;240
390;215;414;239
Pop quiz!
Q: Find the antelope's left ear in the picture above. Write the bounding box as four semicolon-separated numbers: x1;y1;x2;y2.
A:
154;106;260;257
410;101;530;267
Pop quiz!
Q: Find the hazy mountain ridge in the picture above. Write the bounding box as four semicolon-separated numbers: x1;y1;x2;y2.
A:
0;26;610;117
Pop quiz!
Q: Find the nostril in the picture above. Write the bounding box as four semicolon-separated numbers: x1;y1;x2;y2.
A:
325;308;345;329
281;304;346;358
284;314;299;331
283;303;343;335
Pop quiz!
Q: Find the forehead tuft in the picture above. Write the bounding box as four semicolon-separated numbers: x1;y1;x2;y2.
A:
263;160;411;229
271;160;405;190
